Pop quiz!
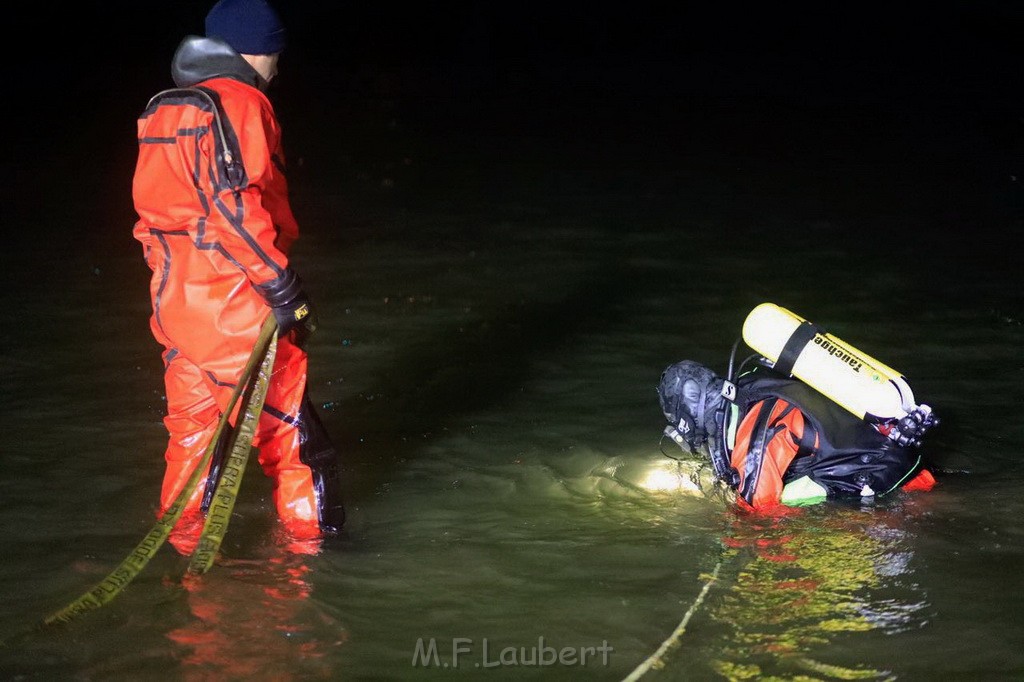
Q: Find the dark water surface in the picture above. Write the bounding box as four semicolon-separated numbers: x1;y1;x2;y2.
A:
2;49;1023;681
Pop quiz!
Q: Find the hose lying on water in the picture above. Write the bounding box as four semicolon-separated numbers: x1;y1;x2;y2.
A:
37;316;279;629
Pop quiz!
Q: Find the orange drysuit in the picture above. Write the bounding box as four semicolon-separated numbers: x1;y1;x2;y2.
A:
131;36;344;543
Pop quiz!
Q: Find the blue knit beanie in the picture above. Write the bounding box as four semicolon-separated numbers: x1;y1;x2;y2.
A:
205;0;287;55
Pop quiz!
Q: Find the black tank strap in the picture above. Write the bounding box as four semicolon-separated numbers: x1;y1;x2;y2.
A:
770;403;797;428
774;401;817;460
775;321;821;376
795;416;817;459
738;398;778;504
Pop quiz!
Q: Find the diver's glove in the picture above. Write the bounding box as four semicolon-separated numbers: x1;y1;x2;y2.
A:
255;267;319;339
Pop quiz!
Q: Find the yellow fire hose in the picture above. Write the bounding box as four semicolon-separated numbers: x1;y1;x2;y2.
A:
620;560;723;681
37;316;279;628
186;322;277;576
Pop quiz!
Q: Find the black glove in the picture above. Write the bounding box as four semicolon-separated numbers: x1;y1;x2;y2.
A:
255;267;319;339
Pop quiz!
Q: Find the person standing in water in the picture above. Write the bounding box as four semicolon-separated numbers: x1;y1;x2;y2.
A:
131;0;345;549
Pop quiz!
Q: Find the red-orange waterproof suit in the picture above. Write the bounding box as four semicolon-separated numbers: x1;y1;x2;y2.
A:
131;35;345;541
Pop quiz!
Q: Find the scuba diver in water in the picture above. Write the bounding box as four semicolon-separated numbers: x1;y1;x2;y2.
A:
657;303;939;510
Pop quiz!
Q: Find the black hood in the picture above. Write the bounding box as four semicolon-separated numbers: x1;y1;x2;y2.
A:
658;360;725;449
171;35;268;91
657;360;736;487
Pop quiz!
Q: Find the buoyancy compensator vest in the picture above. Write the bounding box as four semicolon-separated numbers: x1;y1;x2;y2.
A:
730;368;925;502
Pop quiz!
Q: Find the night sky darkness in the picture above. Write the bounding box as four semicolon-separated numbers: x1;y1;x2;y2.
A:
8;2;1023;259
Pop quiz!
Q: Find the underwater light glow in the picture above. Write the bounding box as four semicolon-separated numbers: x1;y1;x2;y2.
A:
641;467;684;492
638;460;703;494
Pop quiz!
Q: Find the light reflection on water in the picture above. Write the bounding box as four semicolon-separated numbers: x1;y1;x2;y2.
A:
701;505;931;680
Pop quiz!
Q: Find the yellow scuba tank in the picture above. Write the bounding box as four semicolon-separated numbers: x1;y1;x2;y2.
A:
741;303;916;422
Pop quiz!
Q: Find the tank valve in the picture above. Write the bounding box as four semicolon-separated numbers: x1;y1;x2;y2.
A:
888;404;939;447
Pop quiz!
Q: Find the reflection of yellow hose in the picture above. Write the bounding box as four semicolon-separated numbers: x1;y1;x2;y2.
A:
620;511;910;680
794;657;886;680
38;316;279;627
709;513;895;680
